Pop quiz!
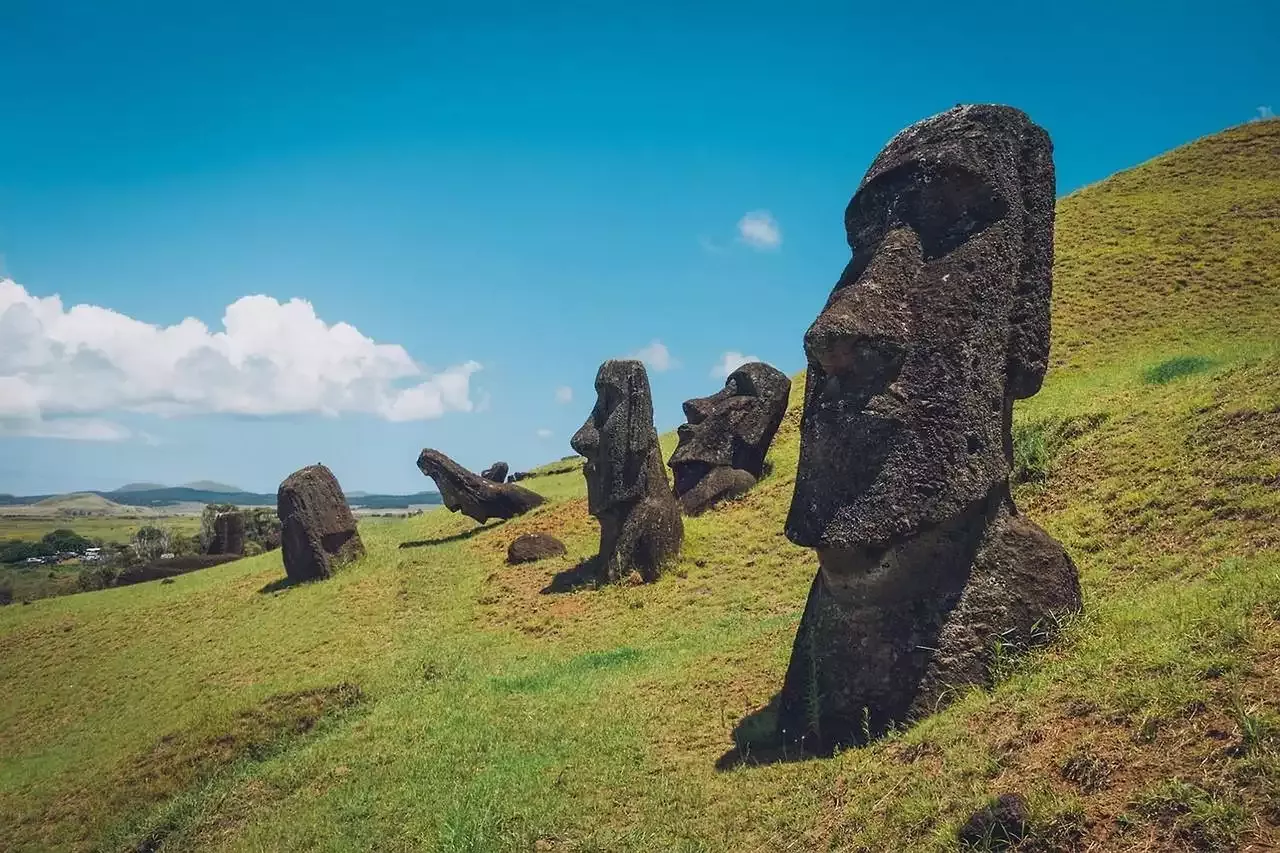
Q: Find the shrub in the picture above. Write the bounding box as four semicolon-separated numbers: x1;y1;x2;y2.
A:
0;581;13;606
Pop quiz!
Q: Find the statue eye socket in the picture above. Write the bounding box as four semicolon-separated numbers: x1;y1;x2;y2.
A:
595;385;622;426
848;163;1008;260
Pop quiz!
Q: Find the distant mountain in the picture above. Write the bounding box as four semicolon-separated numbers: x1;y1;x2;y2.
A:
181;480;243;493
113;482;168;493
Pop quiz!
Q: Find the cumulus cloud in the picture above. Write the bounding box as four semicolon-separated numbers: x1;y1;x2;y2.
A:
710;351;760;379
0;279;482;439
629;340;678;372
737;210;782;250
1251;105;1275;122
536;428;553;439
554;385;573;404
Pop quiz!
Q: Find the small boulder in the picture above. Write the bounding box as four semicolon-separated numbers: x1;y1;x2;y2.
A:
277;464;365;583
507;533;567;564
481;461;509;483
956;793;1030;850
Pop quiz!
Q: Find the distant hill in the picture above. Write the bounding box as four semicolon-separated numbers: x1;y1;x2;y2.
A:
32;493;127;513
181;481;243;493
113;482;168;493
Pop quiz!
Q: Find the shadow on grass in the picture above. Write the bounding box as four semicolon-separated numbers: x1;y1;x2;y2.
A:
715;693;829;770
399;521;503;549
541;556;600;595
258;576;304;595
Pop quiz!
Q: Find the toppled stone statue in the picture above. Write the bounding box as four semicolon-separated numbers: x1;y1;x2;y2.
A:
507;533;567;564
481;461;509;483
416;449;544;523
668;362;791;515
776;105;1082;750
277;464;365;582
207;510;245;556
571;360;682;582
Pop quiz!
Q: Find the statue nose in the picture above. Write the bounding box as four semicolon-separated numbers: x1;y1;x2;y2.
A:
805;300;906;382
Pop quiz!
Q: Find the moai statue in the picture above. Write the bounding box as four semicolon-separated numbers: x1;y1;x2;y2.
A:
777;105;1082;750
571;360;683;582
277;464;364;582
668;362;791;515
417;450;544;523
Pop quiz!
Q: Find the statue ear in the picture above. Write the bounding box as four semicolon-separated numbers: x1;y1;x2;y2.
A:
1006;121;1055;400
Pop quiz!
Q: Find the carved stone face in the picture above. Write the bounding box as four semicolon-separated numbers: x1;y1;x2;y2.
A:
786;105;1054;550
571;360;655;515
669;361;791;497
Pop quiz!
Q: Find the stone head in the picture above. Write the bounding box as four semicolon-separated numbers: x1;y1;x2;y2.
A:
416;448;466;511
571;359;656;515
787;105;1055;549
669;361;791;496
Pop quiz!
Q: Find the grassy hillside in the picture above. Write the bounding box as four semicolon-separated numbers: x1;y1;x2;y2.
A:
1;120;1278;853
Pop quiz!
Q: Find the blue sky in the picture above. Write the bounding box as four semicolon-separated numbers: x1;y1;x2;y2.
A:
0;0;1275;495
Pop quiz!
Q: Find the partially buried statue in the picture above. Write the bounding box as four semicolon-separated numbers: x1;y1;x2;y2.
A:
417;449;544;523
668;362;791;515
776;105;1082;750
571;360;683;583
277;464;364;582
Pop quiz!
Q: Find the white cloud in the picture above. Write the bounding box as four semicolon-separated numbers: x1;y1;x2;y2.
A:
710;351;760;379
535;428;553;439
629;340;678;372
737;210;782;250
554;385;573;404
1251;105;1275;122
0;279;482;439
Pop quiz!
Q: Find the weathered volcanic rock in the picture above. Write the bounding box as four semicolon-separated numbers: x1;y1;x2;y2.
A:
957;794;1031;850
776;105;1082;750
416;449;544;523
481;461;509;483
570;360;682;582
669;361;791;515
207;510;245;556
506;533;567;564
277;464;365;583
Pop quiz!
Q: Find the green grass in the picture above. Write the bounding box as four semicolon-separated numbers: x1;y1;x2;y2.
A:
0;514;201;543
1;120;1279;852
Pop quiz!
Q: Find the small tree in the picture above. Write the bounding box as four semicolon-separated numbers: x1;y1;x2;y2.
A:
132;526;170;562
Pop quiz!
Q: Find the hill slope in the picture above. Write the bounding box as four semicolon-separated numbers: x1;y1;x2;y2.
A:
1;120;1277;852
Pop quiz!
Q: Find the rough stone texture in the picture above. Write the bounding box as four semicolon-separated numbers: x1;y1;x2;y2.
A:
506;533;567;564
669;362;791;515
481;461;509;483
776;105;1081;750
207;511;245;556
277;464;364;583
956;793;1031;850
571;360;683;582
416;449;544;523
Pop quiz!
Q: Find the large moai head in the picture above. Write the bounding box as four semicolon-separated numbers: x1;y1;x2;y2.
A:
772;106;1077;750
668;362;791;515
786;104;1055;551
571;359;660;516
